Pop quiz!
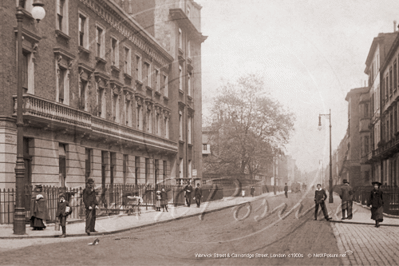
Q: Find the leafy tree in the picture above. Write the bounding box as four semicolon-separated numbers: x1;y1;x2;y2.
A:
204;74;295;179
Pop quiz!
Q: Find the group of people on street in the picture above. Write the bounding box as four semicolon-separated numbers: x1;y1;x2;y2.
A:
155;188;169;212
183;182;203;207
313;178;385;227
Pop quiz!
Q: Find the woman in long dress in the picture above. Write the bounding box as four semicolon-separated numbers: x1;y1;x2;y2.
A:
367;181;384;228
30;192;48;230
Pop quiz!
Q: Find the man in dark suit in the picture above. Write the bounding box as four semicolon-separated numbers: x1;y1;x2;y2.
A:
284;183;288;198
194;183;203;207
314;184;331;221
83;178;99;235
183;181;193;207
340;179;354;220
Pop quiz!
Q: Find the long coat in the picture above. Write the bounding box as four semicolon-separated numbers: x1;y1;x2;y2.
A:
340;184;354;201
368;189;384;222
56;200;71;217
32;197;49;221
83;188;98;209
161;191;168;206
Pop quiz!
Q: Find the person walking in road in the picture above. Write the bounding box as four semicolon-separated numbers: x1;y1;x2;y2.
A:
161;188;168;212
194;183;203;207
250;186;255;197
340;179;354;220
314;184;331;221
284;183;288;198
183;181;193;207
367;181;384;228
83;178;99;236
56;193;72;238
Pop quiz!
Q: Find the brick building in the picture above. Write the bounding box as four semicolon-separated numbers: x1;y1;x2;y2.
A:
0;0;205;189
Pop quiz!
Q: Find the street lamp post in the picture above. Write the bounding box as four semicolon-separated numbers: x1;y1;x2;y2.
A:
14;0;45;235
318;109;333;203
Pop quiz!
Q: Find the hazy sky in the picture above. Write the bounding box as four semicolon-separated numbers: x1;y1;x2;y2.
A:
196;0;399;172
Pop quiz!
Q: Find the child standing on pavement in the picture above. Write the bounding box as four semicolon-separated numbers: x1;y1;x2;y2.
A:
155;190;162;211
56;193;72;237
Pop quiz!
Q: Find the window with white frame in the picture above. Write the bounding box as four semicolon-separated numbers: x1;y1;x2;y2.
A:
125;93;132;127
79;79;88;111
78;13;89;48
135;55;142;81
179;65;183;91
188;116;192;144
187;72;192;96
96;25;105;58
147;106;152;133
56;0;68;34
112;89;120;123
136;101;143;130
111;37;119;67
188;160;192;178
144;62;151;87
155;69;160;92
179;158;183;178
22;51;34;94
163;74;168;97
57;66;69;104
179;111;183;140
164;115;169;139
178;28;183;49
96;81;106;118
124;47;131;76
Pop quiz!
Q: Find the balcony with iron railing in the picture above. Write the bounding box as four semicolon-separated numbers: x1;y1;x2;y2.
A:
13;94;177;153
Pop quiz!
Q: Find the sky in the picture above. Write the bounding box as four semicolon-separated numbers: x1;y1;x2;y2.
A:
195;0;399;173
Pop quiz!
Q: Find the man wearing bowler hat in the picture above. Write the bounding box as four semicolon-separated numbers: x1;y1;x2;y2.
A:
340;179;354;220
83;178;98;235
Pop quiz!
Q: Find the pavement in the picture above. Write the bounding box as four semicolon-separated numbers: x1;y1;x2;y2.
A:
328;194;399;266
0;192;285;239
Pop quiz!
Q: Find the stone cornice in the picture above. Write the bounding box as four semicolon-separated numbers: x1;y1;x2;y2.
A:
79;0;173;67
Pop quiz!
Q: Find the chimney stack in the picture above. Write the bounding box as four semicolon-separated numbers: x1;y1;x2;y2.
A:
394;20;397;32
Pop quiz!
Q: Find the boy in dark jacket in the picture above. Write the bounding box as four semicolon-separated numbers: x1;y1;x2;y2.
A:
56;193;72;237
314;184;331;221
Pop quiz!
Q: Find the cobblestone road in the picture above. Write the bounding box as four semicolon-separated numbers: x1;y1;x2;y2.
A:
331;203;399;266
0;192;343;265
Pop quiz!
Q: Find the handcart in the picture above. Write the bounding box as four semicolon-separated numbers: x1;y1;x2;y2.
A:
126;196;142;216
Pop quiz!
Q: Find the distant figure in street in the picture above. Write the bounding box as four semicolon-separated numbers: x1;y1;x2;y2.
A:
83;178;99;236
30;185;49;230
56;193;72;237
194;183;203;207
161;188;168;212
155;190;161;211
250;186;255;197
242;189;246;197
367;182;384;228
340;179;354;220
184;181;193;207
284;183;288;198
314;184;331;221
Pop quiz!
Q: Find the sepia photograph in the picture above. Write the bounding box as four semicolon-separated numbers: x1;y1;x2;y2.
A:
0;0;398;265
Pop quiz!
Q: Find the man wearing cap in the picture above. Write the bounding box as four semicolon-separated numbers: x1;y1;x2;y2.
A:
83;178;98;235
340;179;354;220
314;184;331;221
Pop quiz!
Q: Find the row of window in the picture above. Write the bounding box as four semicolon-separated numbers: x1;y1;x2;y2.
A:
382;54;399;105
381;103;399;144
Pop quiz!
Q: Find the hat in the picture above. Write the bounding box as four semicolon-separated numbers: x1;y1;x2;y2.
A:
87;178;94;184
316;183;321;186
59;193;65;199
343;179;349;184
372;181;382;187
